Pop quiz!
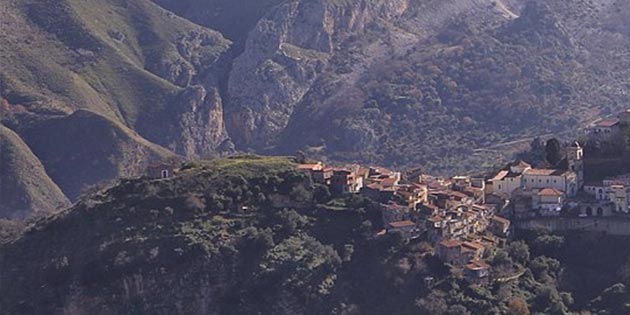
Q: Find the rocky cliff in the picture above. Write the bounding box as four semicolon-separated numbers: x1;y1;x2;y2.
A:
225;0;411;149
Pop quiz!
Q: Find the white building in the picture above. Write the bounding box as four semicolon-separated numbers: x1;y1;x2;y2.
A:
522;168;578;197
490;161;531;196
491;142;585;199
584;174;630;202
532;188;564;216
609;185;630;213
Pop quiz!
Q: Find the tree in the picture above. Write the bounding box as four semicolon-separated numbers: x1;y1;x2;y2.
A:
290;185;311;202
529;137;546;165
278;209;309;234
294;150;307;164
446;305;471;315
545;138;563;166
184;194;206;211
313;184;332;204
532;235;565;258
507;241;530;265
507;297;530;315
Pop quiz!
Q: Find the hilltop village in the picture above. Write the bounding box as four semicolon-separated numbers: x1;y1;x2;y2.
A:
145;110;630;285
295;109;630;284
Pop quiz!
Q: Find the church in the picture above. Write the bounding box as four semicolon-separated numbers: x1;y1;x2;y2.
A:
490;142;584;198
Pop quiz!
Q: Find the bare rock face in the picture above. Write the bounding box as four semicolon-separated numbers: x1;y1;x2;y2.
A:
225;0;411;149
146;29;230;88
172;85;232;158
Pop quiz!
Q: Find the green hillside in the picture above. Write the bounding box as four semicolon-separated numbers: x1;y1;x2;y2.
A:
0;124;70;219
1;0;230;123
0;0;230;211
2;155;630;314
21;110;176;200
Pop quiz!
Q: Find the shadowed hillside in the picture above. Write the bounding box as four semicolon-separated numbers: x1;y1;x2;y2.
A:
0;125;70;218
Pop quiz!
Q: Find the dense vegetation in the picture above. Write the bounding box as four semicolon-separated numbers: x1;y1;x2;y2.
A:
282;0;630;175
1;155;630;314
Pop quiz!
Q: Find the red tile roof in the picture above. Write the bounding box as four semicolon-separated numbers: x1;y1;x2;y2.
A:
440;239;463;248
492;170;509;181
524;168;565;176
594;119;620;128
511;160;532;169
388;220;415;228
297;163;322;170
538;188;564;196
466;259;490;270
462;241;484;251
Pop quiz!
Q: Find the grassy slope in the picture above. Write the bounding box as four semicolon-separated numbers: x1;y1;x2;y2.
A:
0;125;70;219
0;0;231;205
0;0;230;125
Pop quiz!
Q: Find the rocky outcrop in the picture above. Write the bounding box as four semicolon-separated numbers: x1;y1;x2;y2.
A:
171;85;233;158
225;0;412;149
146;30;231;88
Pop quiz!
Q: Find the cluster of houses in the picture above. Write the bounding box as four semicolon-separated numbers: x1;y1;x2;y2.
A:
140;109;630;285
488;109;630;219
584;174;630;215
489;142;584;217
295;108;629;283
488;142;630;219
297;162;512;284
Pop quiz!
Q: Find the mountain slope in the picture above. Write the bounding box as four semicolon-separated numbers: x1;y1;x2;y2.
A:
158;0;630;174
150;0;630;175
4;0;630;216
21;110;177;201
0;0;233;213
152;0;285;43
0;125;70;219
0;0;233;160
